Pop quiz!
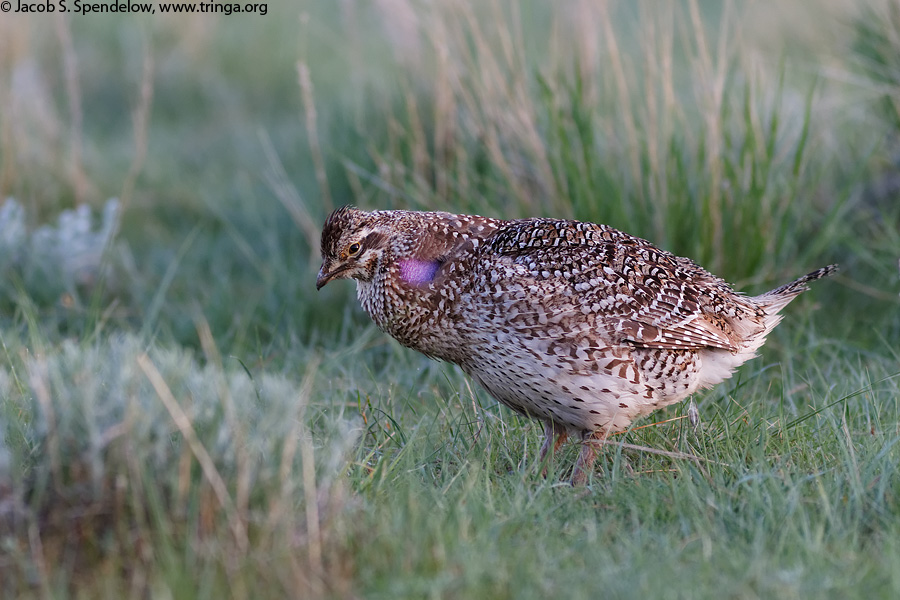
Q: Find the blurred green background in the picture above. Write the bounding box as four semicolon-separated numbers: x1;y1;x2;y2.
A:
1;0;899;597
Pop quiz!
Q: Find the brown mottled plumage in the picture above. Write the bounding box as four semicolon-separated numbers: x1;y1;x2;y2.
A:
317;207;837;484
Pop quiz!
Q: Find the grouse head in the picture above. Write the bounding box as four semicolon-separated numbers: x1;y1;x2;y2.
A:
316;206;390;290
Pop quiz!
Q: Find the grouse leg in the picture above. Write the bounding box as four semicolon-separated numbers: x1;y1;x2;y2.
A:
571;430;604;486
538;420;568;476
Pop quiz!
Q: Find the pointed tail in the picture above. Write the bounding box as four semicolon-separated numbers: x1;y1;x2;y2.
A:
754;264;839;312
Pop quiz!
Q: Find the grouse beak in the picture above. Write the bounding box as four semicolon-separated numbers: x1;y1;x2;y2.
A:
316;263;334;290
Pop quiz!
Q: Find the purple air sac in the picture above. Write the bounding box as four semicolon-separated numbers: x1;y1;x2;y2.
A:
399;259;441;285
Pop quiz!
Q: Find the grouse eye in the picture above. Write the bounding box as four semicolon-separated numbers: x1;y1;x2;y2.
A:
348;242;361;256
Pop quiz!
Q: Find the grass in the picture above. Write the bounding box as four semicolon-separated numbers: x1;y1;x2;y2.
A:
1;0;900;597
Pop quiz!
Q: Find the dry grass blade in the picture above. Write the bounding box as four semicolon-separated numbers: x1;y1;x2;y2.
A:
28;359;61;489
298;61;332;212
196;316;251;549
54;12;92;203
137;353;249;555
298;358;324;597
260;131;321;260
589;438;711;464
120;36;154;213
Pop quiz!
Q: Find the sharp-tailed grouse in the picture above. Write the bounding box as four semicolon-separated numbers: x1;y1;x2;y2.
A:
317;206;836;484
